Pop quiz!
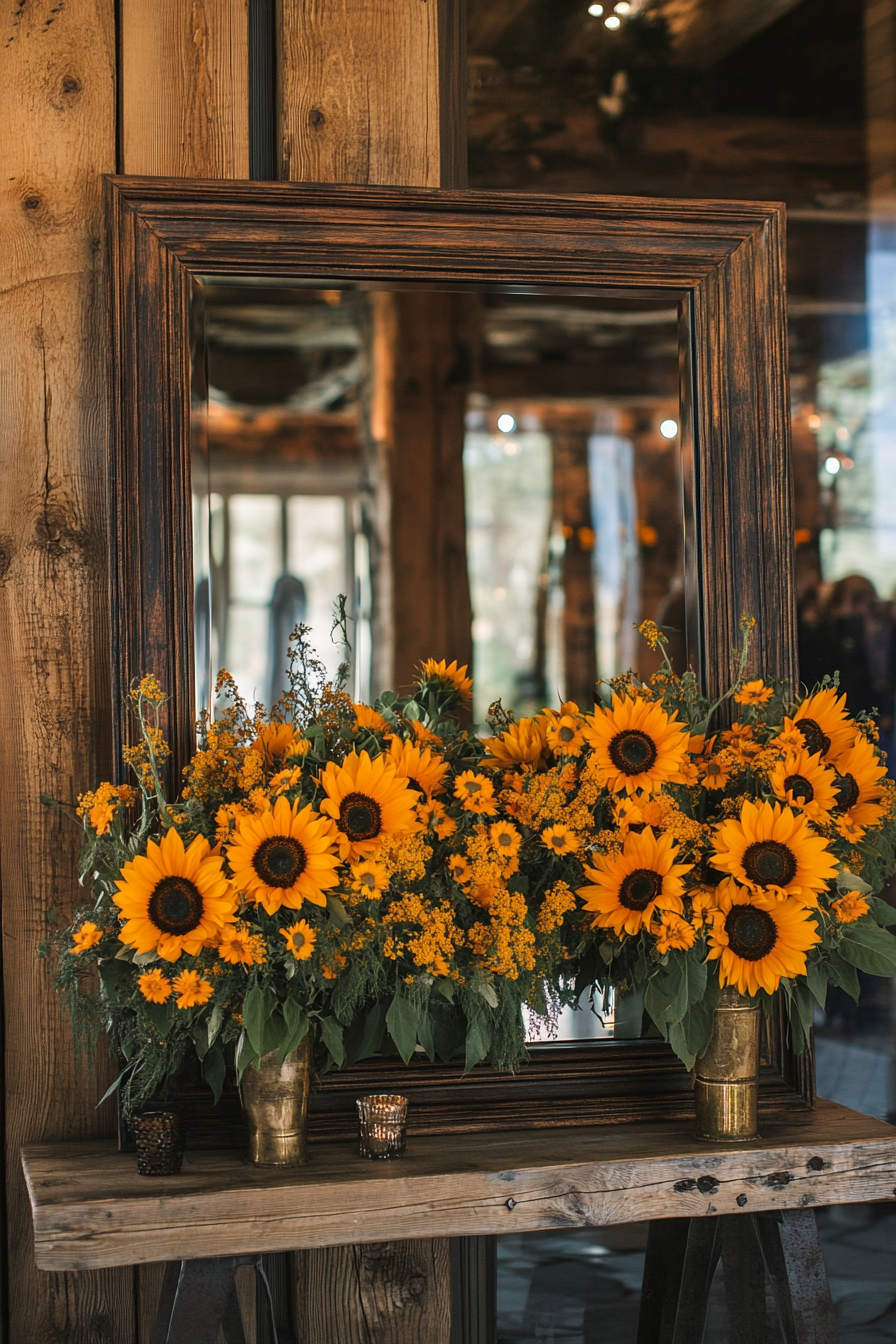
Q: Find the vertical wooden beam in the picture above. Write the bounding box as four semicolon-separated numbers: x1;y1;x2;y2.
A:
293;1240;452;1344
277;0;467;188
120;0;250;177
0;0;134;1340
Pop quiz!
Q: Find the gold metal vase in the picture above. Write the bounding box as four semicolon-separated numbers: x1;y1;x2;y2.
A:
694;987;760;1142
240;1032;313;1167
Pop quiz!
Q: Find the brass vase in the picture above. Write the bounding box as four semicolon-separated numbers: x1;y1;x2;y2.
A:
694;987;760;1142
240;1032;313;1167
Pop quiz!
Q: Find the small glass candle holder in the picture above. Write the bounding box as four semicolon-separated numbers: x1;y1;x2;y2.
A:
133;1111;184;1176
357;1094;408;1160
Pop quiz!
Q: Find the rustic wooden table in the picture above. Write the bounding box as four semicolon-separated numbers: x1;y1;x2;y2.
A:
22;1098;896;1343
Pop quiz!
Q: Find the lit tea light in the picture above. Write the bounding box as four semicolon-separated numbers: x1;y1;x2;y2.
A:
357;1094;408;1160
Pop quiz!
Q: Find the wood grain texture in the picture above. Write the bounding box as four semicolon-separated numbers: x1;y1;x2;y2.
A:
105;177;801;1133
120;0;250;177
292;1240;451;1344
277;0;466;188
21;1101;896;1272
0;1;135;1340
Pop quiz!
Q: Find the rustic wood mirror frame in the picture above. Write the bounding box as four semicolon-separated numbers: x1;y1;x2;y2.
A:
106;176;810;1142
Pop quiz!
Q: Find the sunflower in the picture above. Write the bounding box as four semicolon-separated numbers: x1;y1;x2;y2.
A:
270;766;304;796
217;924;266;966
831;892;870;923
354;703;389;732
253;721;298;768
351;858;390;896
410;719;444;748
829;735;887;833
481;718;548;768
707;881;821;995
582;694;690;795
388;736;449;798
689;887;720;930
545;714;586;757
318;750;421;861
227;797;341;914
417;658;473;703
114;828;237;962
454;770;497;815
172;969;214;1009
734;680;773;706
416;798;457;838
490;821;521;859
711;799;838;905
541;824;579;856
137;968;172;1003
578;828;692;935
653;911;696;954
71;921;102;954
448;853;472;884
788;687;855;762
768;748;837;823
281;919;316;960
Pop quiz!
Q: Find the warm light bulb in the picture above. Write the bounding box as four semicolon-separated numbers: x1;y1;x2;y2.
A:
807;413;821;430
659;418;678;439
614;2;631;11
824;456;841;476
497;413;516;433
587;2;604;13
604;14;621;27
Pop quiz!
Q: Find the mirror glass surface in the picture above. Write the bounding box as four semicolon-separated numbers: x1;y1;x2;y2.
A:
190;278;694;1044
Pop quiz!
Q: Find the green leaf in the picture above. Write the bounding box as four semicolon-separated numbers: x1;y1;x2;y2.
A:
235;1029;258;1083
826;952;860;1001
202;1046;227;1105
243;985;277;1058
869;896;896;927
207;1002;225;1049
786;980;814;1054
96;1063;135;1107
645;951;707;1033
261;1010;286;1057
464;1013;492;1072
346;1000;388;1065
837;868;873;895
806;959;828;1011
667;1020;697;1071
143;1001;172;1035
386;991;418;1065
678;973;721;1063
326;895;351;927
416;1008;435;1062
319;1015;345;1067
98;959;130;997
435;979;455;1003
839;920;896;978
432;1009;463;1062
277;998;309;1063
474;980;499;1009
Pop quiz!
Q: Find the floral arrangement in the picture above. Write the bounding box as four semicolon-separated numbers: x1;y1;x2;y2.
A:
48;616;896;1115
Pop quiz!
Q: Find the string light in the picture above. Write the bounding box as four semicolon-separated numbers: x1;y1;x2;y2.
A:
659;419;678;439
497;413;516;433
824;456;841;476
587;3;604;13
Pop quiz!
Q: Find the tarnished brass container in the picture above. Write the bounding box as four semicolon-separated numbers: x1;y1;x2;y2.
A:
694;987;760;1142
240;1032;312;1167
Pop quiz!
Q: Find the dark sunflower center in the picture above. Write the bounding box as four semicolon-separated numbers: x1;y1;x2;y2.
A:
253;836;307;888
619;868;662;910
608;729;658;776
795;717;830;757
725;905;778;961
148;877;204;935
742;839;798;888
833;771;860;812
784;773;814;804
339;791;382;841
559;725;575;743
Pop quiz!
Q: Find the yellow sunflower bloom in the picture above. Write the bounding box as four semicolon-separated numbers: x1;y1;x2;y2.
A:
409;719;444;748
281;919;316;960
541;824;579;856
350;858;390;896
582;694;690;795
711;799;838;905
354;703;389;732
481;718;548;768
318;750;421;861
71;921;102;954
831;892;870;924
137;968;172;1003
689;887;721;930
545;714;586;757
217;924;266;966
172;969;214;1009
454;770;497;815
114;828;237;962
490;820;522;859
653;911;697;954
417;658;473;702
388;735;449;798
768;748;837;823
787;687;855;762
706;881;821;996
734;680;773;706
252;721;298;768
830;735;887;833
448;853;472;884
578;828;693;935
227;796;341;915
416;798;457;838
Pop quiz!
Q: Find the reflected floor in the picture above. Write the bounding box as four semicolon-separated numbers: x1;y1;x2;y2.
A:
497;1204;896;1343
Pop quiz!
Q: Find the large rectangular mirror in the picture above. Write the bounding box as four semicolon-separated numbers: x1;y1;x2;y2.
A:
108;178;808;1139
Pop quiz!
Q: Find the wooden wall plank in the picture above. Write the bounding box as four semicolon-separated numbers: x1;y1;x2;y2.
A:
293;1241;451;1344
120;0;250;178
0;0;134;1339
277;0;467;188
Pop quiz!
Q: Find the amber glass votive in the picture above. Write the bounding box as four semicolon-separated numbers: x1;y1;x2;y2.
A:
357;1094;408;1159
133;1111;184;1175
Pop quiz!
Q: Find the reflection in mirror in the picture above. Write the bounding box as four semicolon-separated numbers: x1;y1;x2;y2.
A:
191;280;693;1045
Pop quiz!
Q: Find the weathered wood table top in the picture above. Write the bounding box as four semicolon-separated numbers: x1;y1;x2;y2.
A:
22;1099;896;1272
